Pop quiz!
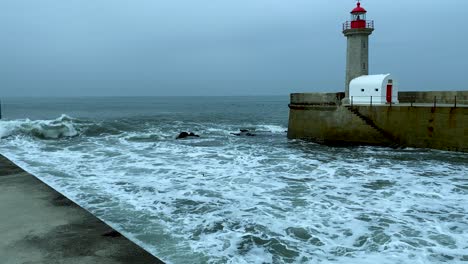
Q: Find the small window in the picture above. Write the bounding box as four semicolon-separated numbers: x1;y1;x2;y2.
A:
362;42;366;49
375;88;379;92
362;63;366;70
361;89;365;92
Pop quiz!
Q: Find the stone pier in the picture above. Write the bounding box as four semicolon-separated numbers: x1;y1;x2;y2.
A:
0;154;164;264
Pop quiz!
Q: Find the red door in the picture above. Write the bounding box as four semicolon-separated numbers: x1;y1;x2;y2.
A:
386;85;393;103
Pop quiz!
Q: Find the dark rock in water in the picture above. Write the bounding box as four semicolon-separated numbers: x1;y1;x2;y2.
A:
176;132;200;139
176;132;189;139
231;129;256;137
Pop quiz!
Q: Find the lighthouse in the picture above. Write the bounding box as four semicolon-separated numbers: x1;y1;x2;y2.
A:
343;1;374;100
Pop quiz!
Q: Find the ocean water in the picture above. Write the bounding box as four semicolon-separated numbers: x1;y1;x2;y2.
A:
0;96;467;264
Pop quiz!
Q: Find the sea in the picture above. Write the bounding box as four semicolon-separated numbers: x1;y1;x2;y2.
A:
0;96;467;264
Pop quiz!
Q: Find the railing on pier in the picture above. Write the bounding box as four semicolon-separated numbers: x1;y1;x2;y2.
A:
349;96;468;108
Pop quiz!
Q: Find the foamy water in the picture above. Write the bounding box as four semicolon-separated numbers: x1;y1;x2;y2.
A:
0;97;467;263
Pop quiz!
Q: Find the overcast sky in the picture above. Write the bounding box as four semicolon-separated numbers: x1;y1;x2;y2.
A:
1;0;467;97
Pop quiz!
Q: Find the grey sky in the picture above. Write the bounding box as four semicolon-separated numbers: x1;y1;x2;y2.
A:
1;0;467;97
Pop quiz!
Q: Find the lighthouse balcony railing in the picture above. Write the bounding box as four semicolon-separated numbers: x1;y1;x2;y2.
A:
342;20;374;31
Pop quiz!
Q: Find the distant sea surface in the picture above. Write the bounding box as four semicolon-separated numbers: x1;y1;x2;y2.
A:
0;96;467;264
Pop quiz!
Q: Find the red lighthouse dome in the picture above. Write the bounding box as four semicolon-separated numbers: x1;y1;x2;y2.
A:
351;2;367;14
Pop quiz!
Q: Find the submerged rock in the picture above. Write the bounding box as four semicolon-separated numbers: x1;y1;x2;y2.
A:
231;129;256;137
176;132;200;139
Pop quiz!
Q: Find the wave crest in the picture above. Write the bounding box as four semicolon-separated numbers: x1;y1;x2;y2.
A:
0;114;80;139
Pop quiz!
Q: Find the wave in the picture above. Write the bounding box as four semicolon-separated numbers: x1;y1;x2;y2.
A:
204;124;287;136
0;114;144;140
255;124;287;134
0;114;288;141
0;114;81;139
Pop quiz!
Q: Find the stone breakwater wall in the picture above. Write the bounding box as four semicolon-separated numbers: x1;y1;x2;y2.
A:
288;91;468;152
289;92;345;106
0;154;164;264
399;91;468;104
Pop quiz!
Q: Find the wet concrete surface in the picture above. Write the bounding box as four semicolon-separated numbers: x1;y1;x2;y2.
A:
0;155;164;264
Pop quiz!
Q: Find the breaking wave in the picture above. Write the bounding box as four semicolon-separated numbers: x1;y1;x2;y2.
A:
0;114;81;139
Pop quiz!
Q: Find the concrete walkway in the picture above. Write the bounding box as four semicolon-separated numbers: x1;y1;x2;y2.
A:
0;155;164;264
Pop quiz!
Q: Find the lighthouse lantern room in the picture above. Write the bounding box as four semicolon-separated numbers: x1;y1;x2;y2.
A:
351;2;368;28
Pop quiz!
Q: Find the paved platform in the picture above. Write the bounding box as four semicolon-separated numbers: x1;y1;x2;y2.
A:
0;154;164;264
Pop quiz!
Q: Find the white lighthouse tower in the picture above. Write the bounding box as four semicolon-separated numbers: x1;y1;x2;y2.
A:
343;1;374;100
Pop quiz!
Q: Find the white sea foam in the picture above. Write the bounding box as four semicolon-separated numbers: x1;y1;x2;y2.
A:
0;120;19;138
1;120;467;264
255;124;287;134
